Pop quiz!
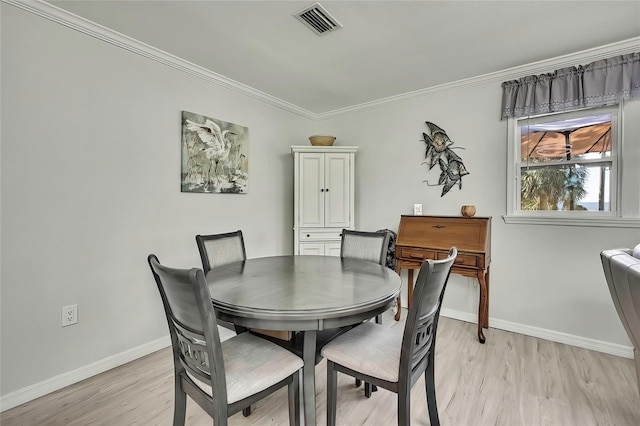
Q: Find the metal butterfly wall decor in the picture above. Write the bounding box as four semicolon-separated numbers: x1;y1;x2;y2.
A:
421;121;469;196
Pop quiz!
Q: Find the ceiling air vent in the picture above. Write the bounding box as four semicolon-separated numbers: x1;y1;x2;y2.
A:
294;3;342;35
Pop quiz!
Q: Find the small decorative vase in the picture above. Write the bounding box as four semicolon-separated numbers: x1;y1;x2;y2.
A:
461;205;476;218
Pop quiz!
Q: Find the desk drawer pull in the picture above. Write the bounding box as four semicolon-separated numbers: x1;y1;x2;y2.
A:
433;225;446;229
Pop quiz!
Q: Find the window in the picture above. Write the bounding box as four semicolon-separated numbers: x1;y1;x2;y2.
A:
519;108;615;212
505;102;640;227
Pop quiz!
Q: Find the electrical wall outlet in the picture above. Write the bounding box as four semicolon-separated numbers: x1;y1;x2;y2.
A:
413;204;423;215
61;304;78;327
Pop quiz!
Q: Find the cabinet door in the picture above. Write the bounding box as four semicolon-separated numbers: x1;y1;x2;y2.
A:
299;242;342;256
325;241;342;257
299;153;324;228
299;243;325;256
324;153;351;228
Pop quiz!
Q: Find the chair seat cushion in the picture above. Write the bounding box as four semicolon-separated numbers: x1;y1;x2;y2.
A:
321;321;401;383
188;332;303;404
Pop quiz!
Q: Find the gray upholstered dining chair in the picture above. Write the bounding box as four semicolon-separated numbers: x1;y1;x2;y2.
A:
195;231;247;334
195;230;247;272
196;230;292;342
195;229;290;417
148;254;303;426
341;229;391;325
341;229;390;268
321;247;457;426
340;229;392;396
601;244;640;394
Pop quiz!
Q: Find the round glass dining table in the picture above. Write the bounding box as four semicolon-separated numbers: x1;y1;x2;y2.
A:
206;255;401;425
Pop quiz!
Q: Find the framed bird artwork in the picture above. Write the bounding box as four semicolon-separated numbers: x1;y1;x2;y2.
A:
181;111;249;193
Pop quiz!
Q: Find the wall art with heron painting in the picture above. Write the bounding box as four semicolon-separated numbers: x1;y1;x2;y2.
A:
181;111;249;194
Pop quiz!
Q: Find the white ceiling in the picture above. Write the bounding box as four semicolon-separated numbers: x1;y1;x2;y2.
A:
49;1;640;114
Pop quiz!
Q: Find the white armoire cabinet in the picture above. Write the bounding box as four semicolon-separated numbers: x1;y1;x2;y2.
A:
291;145;358;256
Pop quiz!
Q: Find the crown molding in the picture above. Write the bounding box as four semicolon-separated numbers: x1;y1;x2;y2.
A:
3;0;319;120
5;0;639;121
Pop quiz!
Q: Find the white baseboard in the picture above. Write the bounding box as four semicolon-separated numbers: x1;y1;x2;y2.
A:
440;307;634;359
0;336;171;412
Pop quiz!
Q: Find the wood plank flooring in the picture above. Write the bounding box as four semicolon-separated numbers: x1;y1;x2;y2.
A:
2;311;639;425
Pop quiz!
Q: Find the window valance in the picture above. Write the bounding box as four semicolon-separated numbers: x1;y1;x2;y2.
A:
501;52;640;119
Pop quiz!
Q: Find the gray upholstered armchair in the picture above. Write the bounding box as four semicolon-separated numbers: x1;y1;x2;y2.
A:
601;245;640;394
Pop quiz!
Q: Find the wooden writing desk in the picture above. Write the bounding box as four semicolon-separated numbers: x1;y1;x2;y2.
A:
395;215;492;343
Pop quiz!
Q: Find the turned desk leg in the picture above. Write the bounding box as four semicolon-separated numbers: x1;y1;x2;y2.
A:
394;267;415;321
483;267;490;328
394;265;402;321
407;268;414;310
397;264;490;345
476;269;489;344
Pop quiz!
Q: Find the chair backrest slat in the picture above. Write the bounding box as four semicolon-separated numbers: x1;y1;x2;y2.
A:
340;229;390;266
174;321;211;381
409;314;435;372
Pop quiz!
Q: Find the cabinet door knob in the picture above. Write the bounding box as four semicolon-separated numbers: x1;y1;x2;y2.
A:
325;188;329;192
320;188;324;192
307;234;310;237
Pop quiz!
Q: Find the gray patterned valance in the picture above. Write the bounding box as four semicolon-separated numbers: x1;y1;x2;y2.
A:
501;52;640;119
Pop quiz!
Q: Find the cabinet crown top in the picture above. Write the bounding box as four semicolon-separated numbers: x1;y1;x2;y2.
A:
291;145;359;154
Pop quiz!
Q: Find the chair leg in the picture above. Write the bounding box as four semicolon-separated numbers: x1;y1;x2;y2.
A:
288;371;300;426
363;382;379;398
375;314;382;324
213;410;228;426
173;385;187;426
425;362;440;426
355;378;362;387
327;361;338;426
634;348;640;395
394;295;402;321
242;406;251;417
398;386;411;426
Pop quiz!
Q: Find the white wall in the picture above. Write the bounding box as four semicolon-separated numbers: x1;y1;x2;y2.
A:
2;0;639;410
0;4;311;398
320;80;640;350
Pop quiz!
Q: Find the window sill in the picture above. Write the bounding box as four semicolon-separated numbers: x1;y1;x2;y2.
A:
502;214;640;228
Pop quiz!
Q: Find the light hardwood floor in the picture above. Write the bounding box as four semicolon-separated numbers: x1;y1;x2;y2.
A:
2;311;639;425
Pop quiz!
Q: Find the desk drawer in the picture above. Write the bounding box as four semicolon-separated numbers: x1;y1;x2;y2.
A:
397;247;436;261
436;251;479;268
398;247;480;268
